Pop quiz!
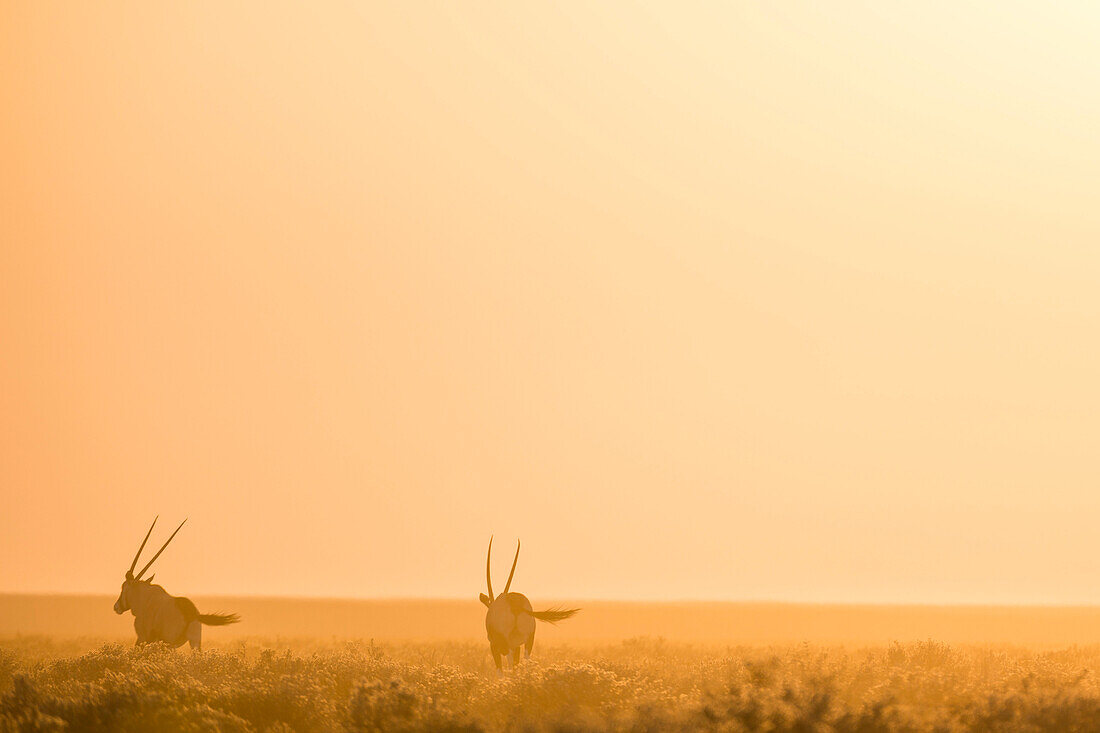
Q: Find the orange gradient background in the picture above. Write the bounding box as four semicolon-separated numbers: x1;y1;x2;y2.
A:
3;1;1099;604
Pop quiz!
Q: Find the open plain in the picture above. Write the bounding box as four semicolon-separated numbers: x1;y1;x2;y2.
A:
6;597;1100;731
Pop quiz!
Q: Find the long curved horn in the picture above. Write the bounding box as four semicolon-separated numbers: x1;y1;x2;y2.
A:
128;516;158;577
135;518;187;580
503;540;520;594
485;536;494;599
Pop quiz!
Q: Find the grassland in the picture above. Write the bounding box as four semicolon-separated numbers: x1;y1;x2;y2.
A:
6;636;1100;731
6;597;1100;731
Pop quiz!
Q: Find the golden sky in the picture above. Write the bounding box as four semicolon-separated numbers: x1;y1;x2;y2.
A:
3;1;1099;603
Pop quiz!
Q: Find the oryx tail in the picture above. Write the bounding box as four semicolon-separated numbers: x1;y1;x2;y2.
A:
528;607;580;624
175;594;241;628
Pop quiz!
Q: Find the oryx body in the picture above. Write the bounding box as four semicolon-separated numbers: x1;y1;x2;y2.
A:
479;537;579;674
113;517;239;650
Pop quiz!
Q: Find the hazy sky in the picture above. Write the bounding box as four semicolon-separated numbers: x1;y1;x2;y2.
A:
3;1;1100;603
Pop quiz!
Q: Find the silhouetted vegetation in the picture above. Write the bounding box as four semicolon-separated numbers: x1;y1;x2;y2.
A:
4;637;1100;731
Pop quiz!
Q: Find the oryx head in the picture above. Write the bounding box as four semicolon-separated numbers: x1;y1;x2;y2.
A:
114;516;186;614
479;535;520;607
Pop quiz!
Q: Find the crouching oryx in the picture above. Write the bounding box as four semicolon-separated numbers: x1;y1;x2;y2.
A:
114;517;240;649
480;537;579;674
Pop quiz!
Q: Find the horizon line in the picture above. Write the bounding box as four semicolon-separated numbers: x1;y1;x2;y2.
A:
6;591;1100;610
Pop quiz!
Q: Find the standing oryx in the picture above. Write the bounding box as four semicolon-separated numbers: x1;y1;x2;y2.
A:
480;537;579;674
113;517;240;650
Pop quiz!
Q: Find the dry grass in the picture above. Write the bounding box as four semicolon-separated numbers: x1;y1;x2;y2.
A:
4;636;1100;731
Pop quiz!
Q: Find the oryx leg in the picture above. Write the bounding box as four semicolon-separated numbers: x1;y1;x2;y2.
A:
491;651;503;676
134;619;150;647
511;647;522;669
186;620;202;651
525;633;534;660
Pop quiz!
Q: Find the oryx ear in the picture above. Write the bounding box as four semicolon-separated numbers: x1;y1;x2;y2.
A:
479;593;491;607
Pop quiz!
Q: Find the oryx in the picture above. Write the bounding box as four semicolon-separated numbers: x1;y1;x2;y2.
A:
479;537;579;674
113;517;240;649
